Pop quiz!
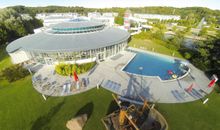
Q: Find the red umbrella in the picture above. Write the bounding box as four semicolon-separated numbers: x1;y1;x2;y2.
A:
208;79;216;88
73;71;79;82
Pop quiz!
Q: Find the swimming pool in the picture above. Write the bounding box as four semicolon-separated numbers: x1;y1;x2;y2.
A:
123;51;189;81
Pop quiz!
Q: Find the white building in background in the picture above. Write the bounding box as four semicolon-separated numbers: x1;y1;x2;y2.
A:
21;14;33;20
36;13;78;19
102;12;118;17
33;27;47;34
87;12;102;18
90;17;115;27
36;13;79;26
36;12;118;27
87;12;117;27
133;13;181;21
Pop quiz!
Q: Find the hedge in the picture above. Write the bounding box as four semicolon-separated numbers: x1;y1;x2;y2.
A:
55;62;96;76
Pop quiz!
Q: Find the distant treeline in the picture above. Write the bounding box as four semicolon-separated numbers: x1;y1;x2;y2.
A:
8;5;220;19
1;5;220;45
8;6;220;27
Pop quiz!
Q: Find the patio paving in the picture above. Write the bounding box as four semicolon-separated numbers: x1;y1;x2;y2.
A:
31;49;213;103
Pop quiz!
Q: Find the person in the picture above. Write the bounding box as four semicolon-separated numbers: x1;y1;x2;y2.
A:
167;70;173;75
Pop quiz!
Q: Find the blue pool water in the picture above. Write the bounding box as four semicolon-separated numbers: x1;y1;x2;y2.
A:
123;52;189;80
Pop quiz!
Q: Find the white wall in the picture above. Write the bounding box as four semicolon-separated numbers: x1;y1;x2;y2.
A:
9;50;30;64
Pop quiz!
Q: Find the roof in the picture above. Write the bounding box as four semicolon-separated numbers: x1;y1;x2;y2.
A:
51;21;104;29
6;27;130;53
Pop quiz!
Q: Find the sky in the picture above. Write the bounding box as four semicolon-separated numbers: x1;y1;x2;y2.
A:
0;0;220;10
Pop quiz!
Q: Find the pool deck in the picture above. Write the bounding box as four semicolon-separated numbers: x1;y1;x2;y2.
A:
31;49;213;103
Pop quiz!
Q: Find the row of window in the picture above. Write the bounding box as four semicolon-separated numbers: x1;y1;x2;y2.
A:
51;25;105;34
30;42;127;64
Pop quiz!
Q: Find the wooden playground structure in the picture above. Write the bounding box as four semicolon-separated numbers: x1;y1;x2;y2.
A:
102;94;168;130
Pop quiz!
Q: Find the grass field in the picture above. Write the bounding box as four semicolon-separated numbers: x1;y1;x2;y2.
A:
0;43;220;130
128;38;184;58
0;45;11;70
0;45;118;130
158;90;220;130
0;77;117;130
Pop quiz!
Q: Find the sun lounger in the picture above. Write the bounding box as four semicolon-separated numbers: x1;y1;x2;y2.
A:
174;90;185;101
67;83;71;93
171;90;181;101
51;81;56;85
61;84;67;95
112;82;121;92
184;89;198;99
191;89;203;98
104;80;111;88
117;84;121;92
43;77;48;81
112;83;117;91
82;78;87;87
86;78;90;85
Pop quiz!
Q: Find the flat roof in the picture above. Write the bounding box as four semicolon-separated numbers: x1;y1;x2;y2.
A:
6;27;130;53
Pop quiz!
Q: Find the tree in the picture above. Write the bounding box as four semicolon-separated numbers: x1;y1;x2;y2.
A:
184;52;192;59
2;65;29;82
198;27;208;36
114;15;124;25
172;26;177;32
0;23;7;45
0;8;43;45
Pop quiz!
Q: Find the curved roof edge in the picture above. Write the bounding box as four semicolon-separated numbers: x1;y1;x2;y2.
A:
6;28;130;53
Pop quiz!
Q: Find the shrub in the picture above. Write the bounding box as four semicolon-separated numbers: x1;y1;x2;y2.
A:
2;64;29;82
184;52;192;59
55;62;96;76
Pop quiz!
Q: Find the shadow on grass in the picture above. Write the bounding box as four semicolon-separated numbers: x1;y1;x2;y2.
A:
214;85;220;93
74;102;94;120
31;100;65;130
106;100;118;115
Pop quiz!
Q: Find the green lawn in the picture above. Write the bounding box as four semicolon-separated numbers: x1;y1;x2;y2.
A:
0;45;12;70
157;90;220;130
128;38;184;58
0;45;118;130
0;77;117;130
0;44;220;130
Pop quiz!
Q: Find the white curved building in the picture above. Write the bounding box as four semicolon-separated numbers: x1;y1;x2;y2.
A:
6;20;130;65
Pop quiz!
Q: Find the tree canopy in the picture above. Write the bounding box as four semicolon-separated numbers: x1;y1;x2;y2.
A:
0;8;43;45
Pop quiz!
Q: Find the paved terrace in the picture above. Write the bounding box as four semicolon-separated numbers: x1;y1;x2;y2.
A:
31;50;213;103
